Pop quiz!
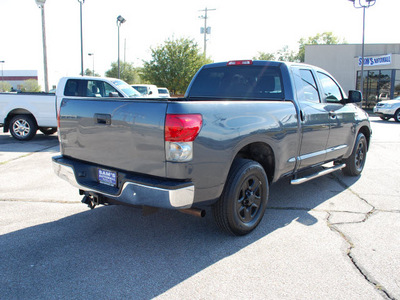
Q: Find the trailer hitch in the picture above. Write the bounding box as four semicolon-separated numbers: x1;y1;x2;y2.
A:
81;193;105;209
81;194;96;209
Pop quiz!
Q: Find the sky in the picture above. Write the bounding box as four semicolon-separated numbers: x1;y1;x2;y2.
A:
1;0;399;89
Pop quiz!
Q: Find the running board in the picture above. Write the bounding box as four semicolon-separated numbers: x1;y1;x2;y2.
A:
291;163;346;185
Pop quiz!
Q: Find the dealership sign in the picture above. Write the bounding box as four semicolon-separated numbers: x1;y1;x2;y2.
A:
358;54;392;67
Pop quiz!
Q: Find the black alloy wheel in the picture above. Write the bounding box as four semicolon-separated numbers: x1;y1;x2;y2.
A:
343;132;367;176
213;158;269;236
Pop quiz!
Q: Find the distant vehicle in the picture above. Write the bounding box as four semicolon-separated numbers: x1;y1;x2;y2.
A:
158;87;170;98
131;84;159;98
0;76;140;141
373;96;400;122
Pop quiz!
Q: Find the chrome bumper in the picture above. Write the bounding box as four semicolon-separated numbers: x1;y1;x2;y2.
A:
52;159;194;209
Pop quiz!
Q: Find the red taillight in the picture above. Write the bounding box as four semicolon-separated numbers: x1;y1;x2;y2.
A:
57;106;61;128
165;114;202;142
227;60;253;66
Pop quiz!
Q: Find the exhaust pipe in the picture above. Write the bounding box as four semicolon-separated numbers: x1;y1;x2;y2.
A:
178;208;206;218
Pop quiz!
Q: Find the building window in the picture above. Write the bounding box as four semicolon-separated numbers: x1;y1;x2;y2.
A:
394;70;400;98
356;69;396;108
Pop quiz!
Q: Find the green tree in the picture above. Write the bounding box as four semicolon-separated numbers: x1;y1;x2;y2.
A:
105;61;141;84
0;81;12;92
83;68;100;77
297;32;346;62
20;79;41;92
142;37;212;95
253;52;276;61
276;45;298;62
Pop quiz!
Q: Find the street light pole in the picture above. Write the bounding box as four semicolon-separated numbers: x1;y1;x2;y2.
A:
116;15;126;79
348;0;376;107
78;0;85;76
35;0;49;92
88;53;95;76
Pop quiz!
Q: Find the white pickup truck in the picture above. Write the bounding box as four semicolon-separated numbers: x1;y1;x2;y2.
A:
0;76;141;141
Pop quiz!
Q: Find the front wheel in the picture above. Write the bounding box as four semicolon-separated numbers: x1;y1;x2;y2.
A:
394;109;400;123
213;158;269;236
10;115;37;141
342;133;367;176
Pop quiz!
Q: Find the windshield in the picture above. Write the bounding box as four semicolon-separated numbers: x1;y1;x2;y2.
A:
112;80;141;97
188;65;284;100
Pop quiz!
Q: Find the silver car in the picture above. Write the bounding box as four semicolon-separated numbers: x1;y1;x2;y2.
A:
373;96;400;122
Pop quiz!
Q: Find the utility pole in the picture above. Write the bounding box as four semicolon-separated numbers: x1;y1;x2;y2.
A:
35;0;49;92
199;7;216;58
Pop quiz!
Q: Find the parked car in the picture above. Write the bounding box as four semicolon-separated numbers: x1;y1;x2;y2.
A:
53;60;370;235
373;96;400;122
131;84;159;98
158;87;170;98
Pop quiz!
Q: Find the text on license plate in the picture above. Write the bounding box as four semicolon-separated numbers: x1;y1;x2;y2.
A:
98;168;117;187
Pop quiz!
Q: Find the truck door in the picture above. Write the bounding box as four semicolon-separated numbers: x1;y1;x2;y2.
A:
292;67;330;169
316;71;356;161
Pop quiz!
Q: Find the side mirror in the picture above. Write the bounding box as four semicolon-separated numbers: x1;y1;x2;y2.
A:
108;92;120;97
345;90;362;104
148;91;153;95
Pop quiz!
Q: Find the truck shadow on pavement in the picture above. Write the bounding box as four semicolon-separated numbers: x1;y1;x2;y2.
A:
0;173;359;299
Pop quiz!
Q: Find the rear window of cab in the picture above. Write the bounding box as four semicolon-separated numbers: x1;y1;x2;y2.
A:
188;66;284;100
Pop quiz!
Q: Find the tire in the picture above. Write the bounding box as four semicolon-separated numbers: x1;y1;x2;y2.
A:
212;158;269;236
40;128;57;135
394;109;400;123
342;133;367;176
10;115;37;141
380;116;390;121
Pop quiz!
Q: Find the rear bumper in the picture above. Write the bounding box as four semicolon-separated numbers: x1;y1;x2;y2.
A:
52;156;194;209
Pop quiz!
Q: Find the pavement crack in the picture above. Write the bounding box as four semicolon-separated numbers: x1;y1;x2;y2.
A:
0;199;80;204
327;213;394;299
326;175;397;299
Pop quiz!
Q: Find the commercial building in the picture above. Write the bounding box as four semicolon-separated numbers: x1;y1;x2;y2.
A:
305;44;400;108
0;70;38;91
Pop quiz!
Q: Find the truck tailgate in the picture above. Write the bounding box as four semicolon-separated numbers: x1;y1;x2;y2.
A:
58;98;168;177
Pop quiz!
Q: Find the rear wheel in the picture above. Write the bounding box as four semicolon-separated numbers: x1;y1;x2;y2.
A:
10;115;37;141
342;133;367;176
213;158;269;236
40;128;57;135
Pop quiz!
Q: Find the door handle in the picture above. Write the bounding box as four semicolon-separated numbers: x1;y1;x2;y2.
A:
95;113;111;125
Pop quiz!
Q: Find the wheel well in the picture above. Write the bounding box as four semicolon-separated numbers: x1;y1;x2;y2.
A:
235;142;275;183
359;126;371;150
5;109;37;131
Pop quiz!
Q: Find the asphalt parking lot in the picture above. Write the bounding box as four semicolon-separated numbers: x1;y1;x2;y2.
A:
0;116;399;299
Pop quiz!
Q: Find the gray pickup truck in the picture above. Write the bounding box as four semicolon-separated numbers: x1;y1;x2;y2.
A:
53;60;371;235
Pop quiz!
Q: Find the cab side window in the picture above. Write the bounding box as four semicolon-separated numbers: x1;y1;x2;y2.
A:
293;69;320;103
64;80;79;96
317;72;343;103
104;82;121;97
87;80;102;97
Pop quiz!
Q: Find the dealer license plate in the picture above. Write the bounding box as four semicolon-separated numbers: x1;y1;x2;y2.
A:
98;168;117;187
